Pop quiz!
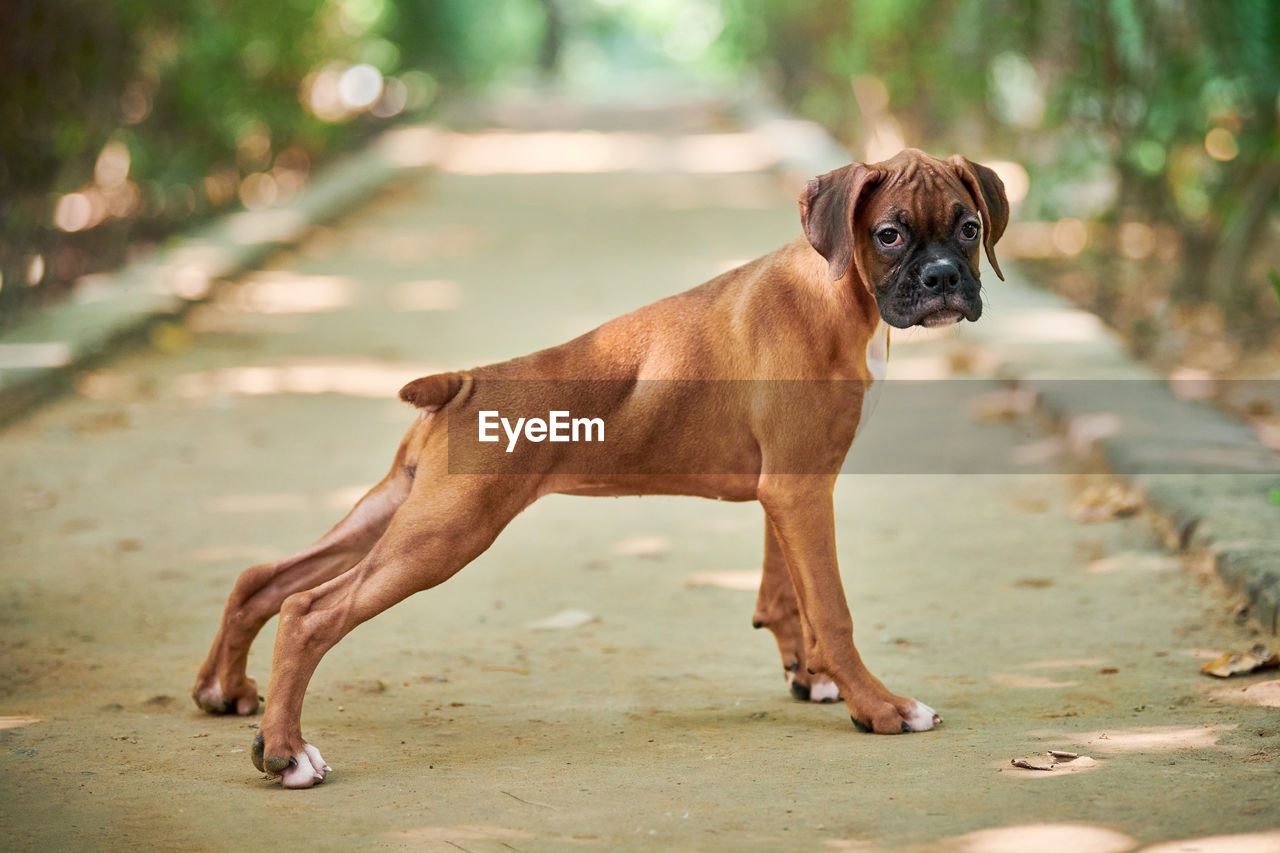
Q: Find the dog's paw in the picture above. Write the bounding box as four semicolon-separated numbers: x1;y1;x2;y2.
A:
786;668;841;703
193;677;260;716
252;732;331;789
902;700;941;732
851;699;941;734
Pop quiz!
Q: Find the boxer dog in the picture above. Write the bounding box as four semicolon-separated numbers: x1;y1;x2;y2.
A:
193;148;1009;788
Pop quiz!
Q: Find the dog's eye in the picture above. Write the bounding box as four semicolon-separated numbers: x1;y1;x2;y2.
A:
960;222;980;241
876;228;902;247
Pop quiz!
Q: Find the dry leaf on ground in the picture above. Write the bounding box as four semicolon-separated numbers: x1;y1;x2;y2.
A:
1008;752;1097;774
1200;644;1280;678
1068;482;1144;524
972;387;1037;422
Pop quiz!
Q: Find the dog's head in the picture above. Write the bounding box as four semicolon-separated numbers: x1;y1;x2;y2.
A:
799;148;1009;329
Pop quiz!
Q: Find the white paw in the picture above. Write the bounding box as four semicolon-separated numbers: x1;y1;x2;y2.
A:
281;744;331;789
903;700;941;732
808;677;840;703
194;678;258;715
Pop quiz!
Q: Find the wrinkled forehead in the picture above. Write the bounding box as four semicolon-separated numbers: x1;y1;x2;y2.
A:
863;158;975;228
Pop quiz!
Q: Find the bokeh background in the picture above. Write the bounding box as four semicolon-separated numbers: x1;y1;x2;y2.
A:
2;0;1278;373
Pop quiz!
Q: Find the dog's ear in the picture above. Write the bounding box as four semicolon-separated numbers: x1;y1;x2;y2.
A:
799;164;881;283
947;156;1010;281
399;371;466;412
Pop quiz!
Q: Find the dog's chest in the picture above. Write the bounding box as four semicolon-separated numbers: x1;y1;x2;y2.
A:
854;322;888;439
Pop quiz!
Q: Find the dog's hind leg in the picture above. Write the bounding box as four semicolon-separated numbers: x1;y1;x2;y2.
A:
752;518;839;703
251;473;536;788
192;446;414;716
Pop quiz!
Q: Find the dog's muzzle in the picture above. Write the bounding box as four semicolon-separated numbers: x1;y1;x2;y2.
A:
879;256;982;329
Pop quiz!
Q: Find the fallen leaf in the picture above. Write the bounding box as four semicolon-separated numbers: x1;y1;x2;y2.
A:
1005;754;1099;776
1068;482;1143;524
1200;644;1280;678
973;387;1037;422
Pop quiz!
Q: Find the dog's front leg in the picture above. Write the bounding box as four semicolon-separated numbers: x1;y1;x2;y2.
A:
757;475;939;733
753;518;840;703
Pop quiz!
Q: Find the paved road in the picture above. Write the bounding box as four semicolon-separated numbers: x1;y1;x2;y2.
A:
1;94;1277;851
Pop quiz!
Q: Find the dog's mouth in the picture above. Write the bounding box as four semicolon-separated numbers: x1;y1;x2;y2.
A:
876;281;983;330
917;309;964;328
907;295;981;328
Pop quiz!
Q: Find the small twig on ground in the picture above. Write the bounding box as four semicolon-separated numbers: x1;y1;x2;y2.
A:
501;790;558;810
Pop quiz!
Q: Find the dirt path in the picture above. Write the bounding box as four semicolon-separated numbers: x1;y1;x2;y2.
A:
2;96;1277;852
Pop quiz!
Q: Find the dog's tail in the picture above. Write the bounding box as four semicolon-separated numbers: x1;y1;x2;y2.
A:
398;371;469;413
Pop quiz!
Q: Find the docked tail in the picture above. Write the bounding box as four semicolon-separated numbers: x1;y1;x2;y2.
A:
398;371;468;412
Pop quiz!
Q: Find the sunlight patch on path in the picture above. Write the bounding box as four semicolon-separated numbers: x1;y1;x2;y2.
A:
948;823;1136;853
1028;724;1240;753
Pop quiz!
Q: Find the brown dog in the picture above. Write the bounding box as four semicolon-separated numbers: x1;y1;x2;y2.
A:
193;148;1009;788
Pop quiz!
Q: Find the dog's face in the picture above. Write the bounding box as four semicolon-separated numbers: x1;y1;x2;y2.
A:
799;149;1010;329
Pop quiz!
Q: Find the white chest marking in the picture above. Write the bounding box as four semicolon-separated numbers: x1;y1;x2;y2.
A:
854;322;888;439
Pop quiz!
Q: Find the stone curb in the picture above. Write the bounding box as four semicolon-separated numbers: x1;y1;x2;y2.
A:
957;275;1280;635
0;124;443;428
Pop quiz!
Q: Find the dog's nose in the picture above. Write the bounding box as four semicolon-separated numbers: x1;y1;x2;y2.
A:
920;259;961;294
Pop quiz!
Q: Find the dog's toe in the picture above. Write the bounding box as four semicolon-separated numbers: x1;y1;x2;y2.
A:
281;744;331;789
808;677;840;703
902;700;941;732
851;699;941;733
193;677;259;716
253;733;330;788
785;668;841;703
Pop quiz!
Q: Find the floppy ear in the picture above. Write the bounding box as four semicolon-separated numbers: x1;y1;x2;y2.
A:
798;164;881;283
947;156;1010;281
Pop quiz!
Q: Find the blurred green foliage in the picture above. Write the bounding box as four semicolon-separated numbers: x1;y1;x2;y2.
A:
0;0;542;323
2;0;1277;346
717;0;1280;340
